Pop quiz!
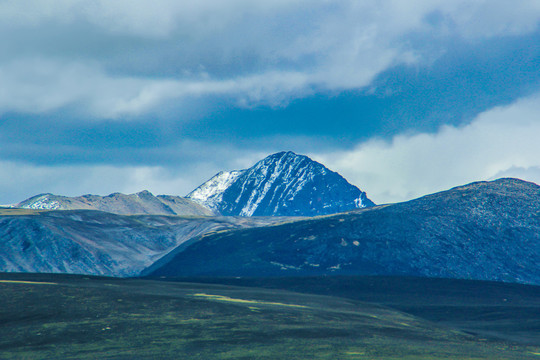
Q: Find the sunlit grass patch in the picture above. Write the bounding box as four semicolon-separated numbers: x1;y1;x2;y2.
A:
0;280;57;285
191;293;308;308
0;208;41;215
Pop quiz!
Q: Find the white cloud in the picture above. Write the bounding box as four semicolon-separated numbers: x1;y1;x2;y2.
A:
3;1;537;38
0;141;265;205
0;0;538;118
0;0;308;38
433;0;540;38
0;161;207;205
313;92;540;204
0;58;312;117
0;59;135;116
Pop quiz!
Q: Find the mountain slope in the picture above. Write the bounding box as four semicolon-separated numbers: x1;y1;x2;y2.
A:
0;209;291;277
149;178;540;285
16;191;215;216
187;151;374;216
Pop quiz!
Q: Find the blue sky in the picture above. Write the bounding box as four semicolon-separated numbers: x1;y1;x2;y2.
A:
0;0;539;204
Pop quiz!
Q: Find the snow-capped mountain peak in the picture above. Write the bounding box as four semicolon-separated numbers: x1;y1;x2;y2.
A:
19;194;61;210
187;151;375;216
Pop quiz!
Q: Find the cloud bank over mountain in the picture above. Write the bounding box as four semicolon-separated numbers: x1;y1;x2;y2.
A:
1;0;538;117
0;0;538;204
316;92;540;203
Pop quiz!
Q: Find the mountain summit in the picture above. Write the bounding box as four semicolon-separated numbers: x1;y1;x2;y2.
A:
187;151;374;216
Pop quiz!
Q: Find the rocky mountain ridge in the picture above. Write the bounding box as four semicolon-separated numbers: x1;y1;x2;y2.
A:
16;191;215;216
188;151;375;216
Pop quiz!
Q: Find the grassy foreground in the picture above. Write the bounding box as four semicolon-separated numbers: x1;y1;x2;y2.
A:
172;275;540;346
1;273;539;359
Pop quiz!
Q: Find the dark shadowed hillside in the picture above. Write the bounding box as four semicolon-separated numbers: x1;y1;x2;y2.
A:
149;178;540;284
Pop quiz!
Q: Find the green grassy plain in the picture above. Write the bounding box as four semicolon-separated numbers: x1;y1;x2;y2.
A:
176;275;540;346
0;273;539;359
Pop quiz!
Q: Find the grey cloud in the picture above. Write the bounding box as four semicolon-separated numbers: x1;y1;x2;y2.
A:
0;57;313;117
1;1;538;118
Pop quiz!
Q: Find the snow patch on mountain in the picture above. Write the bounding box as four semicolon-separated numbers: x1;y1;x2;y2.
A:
20;194;60;210
187;170;244;210
354;197;365;208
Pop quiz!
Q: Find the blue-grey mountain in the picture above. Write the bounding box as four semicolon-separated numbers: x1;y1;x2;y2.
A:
187;151;375;216
149;178;540;285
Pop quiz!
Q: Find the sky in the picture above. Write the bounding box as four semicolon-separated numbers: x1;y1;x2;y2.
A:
0;0;539;205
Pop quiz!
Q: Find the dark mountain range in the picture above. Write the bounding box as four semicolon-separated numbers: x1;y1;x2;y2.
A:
0;208;291;277
15;191;215;216
187;151;374;216
148;178;540;285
